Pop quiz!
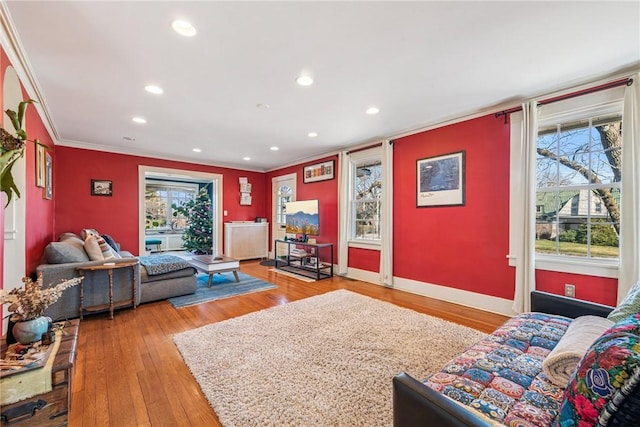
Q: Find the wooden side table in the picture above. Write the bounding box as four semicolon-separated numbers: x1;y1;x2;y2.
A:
77;260;138;319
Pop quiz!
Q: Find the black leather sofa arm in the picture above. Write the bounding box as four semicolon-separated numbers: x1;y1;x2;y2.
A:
393;373;492;427
530;290;614;319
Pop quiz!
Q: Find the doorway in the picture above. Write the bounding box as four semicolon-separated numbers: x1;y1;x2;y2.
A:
271;173;296;258
138;166;223;256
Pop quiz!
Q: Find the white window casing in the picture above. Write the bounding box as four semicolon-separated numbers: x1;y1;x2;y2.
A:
509;86;625;278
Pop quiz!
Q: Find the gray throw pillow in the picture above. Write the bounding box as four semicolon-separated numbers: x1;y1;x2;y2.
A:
59;234;85;252
44;241;90;264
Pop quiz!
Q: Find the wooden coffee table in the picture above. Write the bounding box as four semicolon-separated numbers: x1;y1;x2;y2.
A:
190;255;240;287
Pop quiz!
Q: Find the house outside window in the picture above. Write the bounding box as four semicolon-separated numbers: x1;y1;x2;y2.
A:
145;181;199;231
509;85;625;278
535;114;622;259
352;156;382;241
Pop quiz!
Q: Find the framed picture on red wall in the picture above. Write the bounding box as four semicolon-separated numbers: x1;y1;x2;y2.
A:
35;143;45;188
43;151;53;199
91;179;113;196
304;160;334;183
417;151;465;207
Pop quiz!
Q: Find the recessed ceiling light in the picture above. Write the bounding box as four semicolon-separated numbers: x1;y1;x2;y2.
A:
366;107;380;115
132;117;147;124
256;103;270;109
243;157;251;161
122;136;136;141
172;20;197;37
308;132;318;138
145;85;163;95
192;148;202;153
296;75;314;86
270;146;279;151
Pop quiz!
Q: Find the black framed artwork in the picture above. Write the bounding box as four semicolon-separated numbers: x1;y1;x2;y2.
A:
91;179;113;196
416;151;465;207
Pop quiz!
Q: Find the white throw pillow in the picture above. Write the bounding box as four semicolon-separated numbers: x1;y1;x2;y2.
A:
83;235;104;261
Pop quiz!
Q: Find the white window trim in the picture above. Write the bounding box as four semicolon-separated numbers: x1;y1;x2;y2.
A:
348;147;382;244
348;239;382;250
138;166;223;256
509;87;625;278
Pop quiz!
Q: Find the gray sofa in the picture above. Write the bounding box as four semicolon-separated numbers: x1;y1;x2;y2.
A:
37;232;197;321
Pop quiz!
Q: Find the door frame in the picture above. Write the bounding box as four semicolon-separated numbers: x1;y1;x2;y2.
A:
271;173;296;258
138;166;223;255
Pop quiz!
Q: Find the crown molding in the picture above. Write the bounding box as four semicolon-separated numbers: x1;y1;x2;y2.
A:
0;2;60;144
56;138;267;173
391;64;640;141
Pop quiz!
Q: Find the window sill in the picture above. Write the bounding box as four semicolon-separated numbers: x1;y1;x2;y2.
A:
507;254;618;279
348;240;381;251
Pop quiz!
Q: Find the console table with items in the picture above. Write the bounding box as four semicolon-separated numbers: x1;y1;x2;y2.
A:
0;319;80;426
274;239;333;280
77;260;138;319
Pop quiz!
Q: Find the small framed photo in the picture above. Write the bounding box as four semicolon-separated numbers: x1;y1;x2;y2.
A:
417;151;465;207
303;160;334;183
35;144;45;188
43;151;53;199
91;179;113;196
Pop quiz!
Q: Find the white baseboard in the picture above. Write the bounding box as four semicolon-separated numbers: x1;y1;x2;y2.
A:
346;267;516;317
345;267;381;285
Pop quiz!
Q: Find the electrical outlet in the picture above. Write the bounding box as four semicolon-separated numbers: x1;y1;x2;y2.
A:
565;284;576;298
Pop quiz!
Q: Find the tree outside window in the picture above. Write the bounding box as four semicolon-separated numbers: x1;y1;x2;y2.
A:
353;160;382;240
535;114;621;259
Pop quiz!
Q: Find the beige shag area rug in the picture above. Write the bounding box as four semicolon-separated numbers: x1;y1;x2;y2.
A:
173;289;486;426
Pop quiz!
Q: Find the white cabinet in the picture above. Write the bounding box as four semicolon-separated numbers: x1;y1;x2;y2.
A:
224;222;268;260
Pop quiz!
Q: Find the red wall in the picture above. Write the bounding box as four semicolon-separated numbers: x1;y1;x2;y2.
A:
2;33;619;308
54;147;266;256
1;46;56;277
262;114;617;306
265;155;339;258
24;93;55;274
392;115;515;299
535;270;617;306
348;247;380;272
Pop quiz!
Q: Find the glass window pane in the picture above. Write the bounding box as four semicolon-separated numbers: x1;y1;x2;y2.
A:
536;155;557;188
590;149;620;184
351;158;382;240
557;126;589;159
535;191;558;221
535;223;557;255
535;110;622;261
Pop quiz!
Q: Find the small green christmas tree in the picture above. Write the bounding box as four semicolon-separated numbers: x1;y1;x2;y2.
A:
174;187;213;254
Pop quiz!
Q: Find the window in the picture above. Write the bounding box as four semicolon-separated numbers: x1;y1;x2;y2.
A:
276;184;293;225
352;157;382;241
509;86;625;277
535;114;622;259
145;181;199;231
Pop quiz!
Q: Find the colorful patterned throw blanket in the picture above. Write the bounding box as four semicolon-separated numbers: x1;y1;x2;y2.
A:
139;254;193;276
423;313;572;426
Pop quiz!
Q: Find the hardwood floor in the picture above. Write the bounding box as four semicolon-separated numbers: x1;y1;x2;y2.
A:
69;261;508;426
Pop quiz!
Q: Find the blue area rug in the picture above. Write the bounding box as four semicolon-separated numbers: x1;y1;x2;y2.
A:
168;272;277;308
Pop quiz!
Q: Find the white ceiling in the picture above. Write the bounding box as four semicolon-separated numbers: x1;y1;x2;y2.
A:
2;1;639;171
